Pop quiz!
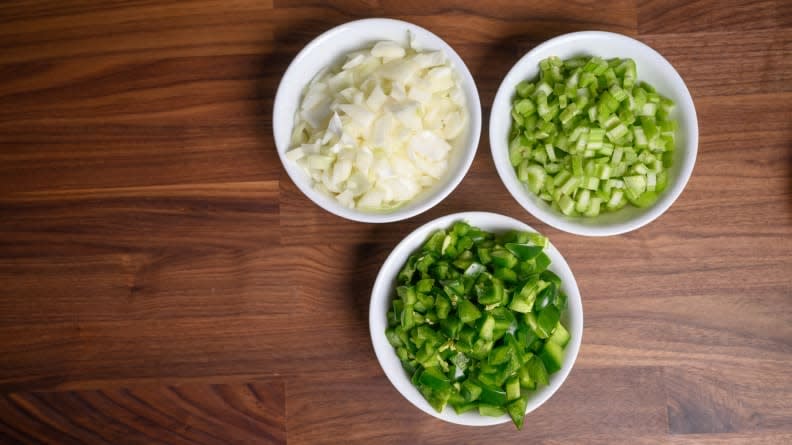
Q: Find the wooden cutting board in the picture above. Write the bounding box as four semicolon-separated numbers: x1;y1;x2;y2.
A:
0;1;790;443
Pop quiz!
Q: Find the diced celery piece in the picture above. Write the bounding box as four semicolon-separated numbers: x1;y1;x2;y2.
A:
558;195;575;215
646;172;657;192
509;135;531;167
624;175;647;194
517;80;535;98
559;103;579;124
517;159;531;182
585;197;602;216
558;176;579;195
607;123;629;142
582;176;599;190
515;98;536;116
611;146;624;165
575;189;591;213
607;189;624;209
572;156;584;177
553;170;572;187
509;56;677;218
587;105;597;122
626;190;659;208
524;164;546;194
545;144;556;162
535;82;552;96
596;163;612;180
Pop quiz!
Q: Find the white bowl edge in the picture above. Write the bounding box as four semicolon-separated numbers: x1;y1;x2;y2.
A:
273;18;482;223
489;31;699;236
369;211;583;426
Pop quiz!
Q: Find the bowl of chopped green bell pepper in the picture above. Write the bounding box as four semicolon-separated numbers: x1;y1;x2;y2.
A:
369;212;583;427
490;31;698;236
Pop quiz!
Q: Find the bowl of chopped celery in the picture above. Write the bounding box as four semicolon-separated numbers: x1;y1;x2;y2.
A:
490;31;698;236
273;18;482;223
369;212;583;427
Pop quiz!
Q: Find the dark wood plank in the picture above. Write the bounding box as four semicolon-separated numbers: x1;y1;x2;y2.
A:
0;1;279;194
0;1;275;64
0;248;291;325
0;1;791;444
0;242;376;391
640;30;792;97
286;367;668;444
665;364;792;435
0;317;293;392
0;181;279;257
270;0;638;41
637;0;792;34
669;433;792;445
0;381;285;445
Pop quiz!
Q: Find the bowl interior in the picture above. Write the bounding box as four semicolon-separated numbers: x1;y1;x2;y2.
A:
490;31;698;236
273;18;482;223
370;211;583;426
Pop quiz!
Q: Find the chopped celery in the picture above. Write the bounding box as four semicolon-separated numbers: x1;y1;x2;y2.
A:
509;56;677;216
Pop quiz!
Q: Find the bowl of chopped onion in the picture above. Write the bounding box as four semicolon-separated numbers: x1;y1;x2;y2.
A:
273;18;482;223
490;31;698;236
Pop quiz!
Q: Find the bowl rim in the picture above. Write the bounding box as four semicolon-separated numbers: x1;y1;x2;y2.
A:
369;211;583;426
489;30;699;236
273;17;482;224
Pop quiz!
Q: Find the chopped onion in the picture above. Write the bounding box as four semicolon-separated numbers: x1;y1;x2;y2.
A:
287;38;467;210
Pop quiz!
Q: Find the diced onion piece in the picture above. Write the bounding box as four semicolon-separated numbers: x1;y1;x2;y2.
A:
287;38;467;210
346;172;371;197
358;186;386;209
332;159;352;185
366;84;388;111
413;51;445;68
285;146;305;162
336;189;355;207
337;104;375;128
371;41;406;60
370;113;395;149
307;155;333;170
389;101;422;131
425;66;454;92
300;95;332;129
407;83;432;104
342;53;366;70
327;70;353;92
414;157;447;179
409;131;452;161
379;59;420;84
442;110;466;140
355;147;374;175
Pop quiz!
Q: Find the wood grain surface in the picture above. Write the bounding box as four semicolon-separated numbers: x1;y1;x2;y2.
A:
0;1;790;444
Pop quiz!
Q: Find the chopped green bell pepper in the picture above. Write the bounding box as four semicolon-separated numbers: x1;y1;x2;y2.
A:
458;299;482;324
507;395;529;429
386;223;571;430
505;243;543;261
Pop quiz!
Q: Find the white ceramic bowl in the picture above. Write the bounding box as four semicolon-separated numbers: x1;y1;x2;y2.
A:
490;31;698;236
369;211;583;426
273;18;482;223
